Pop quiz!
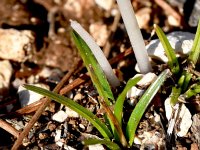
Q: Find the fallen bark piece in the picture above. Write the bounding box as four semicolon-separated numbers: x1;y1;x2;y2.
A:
0;29;35;62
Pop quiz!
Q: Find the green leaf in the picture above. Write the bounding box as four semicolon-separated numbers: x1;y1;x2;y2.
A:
170;71;192;105
181;71;192;92
24;84;113;139
126;69;170;146
154;24;180;74
188;20;200;66
114;76;142;126
83;138;121;150
89;66;128;147
184;83;200;99
170;86;181;106
71;30;114;104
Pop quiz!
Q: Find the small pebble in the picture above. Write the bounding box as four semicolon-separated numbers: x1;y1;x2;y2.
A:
52;110;68;123
39;132;48;140
95;0;114;10
89;22;108;46
65;107;79;118
79;124;85;131
88;144;104;150
48;123;57;131
73;93;83;101
134;136;142;145
0;29;35;62
137;73;157;88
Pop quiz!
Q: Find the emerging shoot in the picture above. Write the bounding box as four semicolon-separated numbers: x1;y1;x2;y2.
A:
116;0;152;73
70;20;120;88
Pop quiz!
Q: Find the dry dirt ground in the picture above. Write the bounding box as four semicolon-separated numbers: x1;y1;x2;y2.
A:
0;0;199;149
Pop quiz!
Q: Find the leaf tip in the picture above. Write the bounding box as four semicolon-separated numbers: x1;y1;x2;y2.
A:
153;24;157;29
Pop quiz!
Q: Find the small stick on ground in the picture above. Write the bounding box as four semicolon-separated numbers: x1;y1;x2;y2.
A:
0;119;20;138
154;0;183;26
103;11;121;58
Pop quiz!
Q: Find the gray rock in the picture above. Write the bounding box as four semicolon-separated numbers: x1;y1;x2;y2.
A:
167;0;200;27
189;0;200;26
146;31;194;62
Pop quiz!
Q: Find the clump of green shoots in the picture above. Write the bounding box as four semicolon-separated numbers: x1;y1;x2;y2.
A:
24;19;200;150
23;1;172;149
154;20;200;106
24;26;169;149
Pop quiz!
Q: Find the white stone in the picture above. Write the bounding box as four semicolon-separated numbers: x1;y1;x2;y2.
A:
52;110;68;123
18;83;49;107
89;22;109;46
168;15;180;26
134;136;142;145
127;73;157;100
0;29;35;62
64;0;94;18
63;144;76;150
177;103;192;137
73;93;83;101
126;86;144;99
164;98;192;137
55;129;62;142
88;144;105;150
65;107;79;118
95;0;114;10
137;72;157;87
146;31;194;62
135;8;151;29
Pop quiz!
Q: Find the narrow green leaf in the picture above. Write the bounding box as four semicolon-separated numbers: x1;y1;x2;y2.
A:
170;86;181;106
154;24;180;74
188;20;200;66
89;66;128;147
24;84;113;139
99;98;128;148
184;83;200;99
170;71;192;105
181;71;192;92
88;65;111;106
126;69;170;146
114;76;142;126
71;30;114;104
83;138;121;150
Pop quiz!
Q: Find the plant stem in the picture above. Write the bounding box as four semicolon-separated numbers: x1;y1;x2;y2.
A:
116;0;152;73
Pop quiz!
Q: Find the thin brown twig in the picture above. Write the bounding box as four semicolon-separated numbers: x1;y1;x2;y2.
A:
0;119;20;138
154;0;183;25
11;62;80;150
103;11;121;58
